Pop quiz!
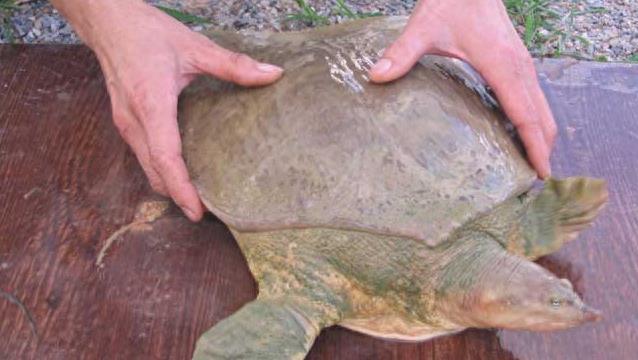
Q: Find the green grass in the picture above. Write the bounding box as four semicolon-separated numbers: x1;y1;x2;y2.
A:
0;0;14;12
287;0;380;26
286;0;329;26
154;5;209;25
0;0;16;43
504;0;560;50
0;0;17;43
504;0;612;60
334;0;381;19
0;0;14;10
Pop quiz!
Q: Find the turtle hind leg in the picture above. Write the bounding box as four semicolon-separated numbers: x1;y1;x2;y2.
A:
518;177;608;259
193;297;340;360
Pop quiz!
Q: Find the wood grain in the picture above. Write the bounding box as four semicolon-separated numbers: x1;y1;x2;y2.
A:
0;46;636;359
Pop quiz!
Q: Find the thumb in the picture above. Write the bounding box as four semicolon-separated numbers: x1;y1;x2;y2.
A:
192;41;283;87
369;25;431;83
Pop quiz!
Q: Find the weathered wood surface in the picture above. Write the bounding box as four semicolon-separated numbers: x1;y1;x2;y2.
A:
0;45;636;360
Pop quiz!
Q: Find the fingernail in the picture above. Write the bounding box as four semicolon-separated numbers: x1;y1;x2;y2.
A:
539;158;552;179
371;58;392;74
542;143;552;178
257;62;283;73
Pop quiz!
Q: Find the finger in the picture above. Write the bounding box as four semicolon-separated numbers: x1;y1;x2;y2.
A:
474;48;552;178
529;78;558;149
369;20;432;83
190;40;283;87
110;95;169;195
132;87;204;221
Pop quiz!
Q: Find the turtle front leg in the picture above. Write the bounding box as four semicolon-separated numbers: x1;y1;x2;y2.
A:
193;296;339;360
476;177;608;260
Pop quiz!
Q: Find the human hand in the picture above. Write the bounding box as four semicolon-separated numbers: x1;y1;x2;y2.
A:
369;0;556;178
52;0;283;220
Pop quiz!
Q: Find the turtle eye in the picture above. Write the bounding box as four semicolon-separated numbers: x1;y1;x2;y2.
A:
550;297;562;308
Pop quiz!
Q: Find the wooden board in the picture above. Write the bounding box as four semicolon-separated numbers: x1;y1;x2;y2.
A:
1;45;636;359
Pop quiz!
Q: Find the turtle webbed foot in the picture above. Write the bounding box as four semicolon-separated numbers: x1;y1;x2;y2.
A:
545;177;608;243
514;177;608;259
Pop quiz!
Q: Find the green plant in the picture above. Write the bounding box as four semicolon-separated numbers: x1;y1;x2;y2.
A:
154;5;209;25
629;54;638;63
0;0;14;10
287;0;380;26
505;0;559;49
0;0;16;43
286;0;329;26
0;0;15;12
334;0;381;19
550;4;607;59
505;0;611;60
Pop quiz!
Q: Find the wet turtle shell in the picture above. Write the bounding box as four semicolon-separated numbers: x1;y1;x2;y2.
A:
179;16;536;247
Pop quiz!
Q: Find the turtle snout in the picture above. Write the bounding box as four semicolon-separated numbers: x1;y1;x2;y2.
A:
581;305;602;323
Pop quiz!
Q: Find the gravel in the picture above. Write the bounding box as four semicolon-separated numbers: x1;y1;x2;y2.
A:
1;0;636;62
1;0;78;43
145;1;415;31
539;0;638;60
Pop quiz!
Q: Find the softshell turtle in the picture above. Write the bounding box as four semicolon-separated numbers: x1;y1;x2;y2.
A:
178;17;608;359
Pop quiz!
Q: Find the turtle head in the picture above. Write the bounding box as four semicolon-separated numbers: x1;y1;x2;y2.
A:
454;259;601;331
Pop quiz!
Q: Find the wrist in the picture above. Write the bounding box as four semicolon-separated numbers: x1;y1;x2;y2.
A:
50;0;142;50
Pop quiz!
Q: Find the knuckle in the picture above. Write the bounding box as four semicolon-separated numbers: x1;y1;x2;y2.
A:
228;51;249;66
225;52;254;84
148;176;165;194
388;35;422;61
187;41;213;69
149;148;179;170
514;118;539;134
138;158;168;195
127;81;175;122
388;37;411;57
507;103;537;127
128;81;153;116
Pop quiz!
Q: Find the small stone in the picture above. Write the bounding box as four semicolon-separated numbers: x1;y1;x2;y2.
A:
50;20;60;33
609;37;622;47
15;23;28;37
59;23;73;35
